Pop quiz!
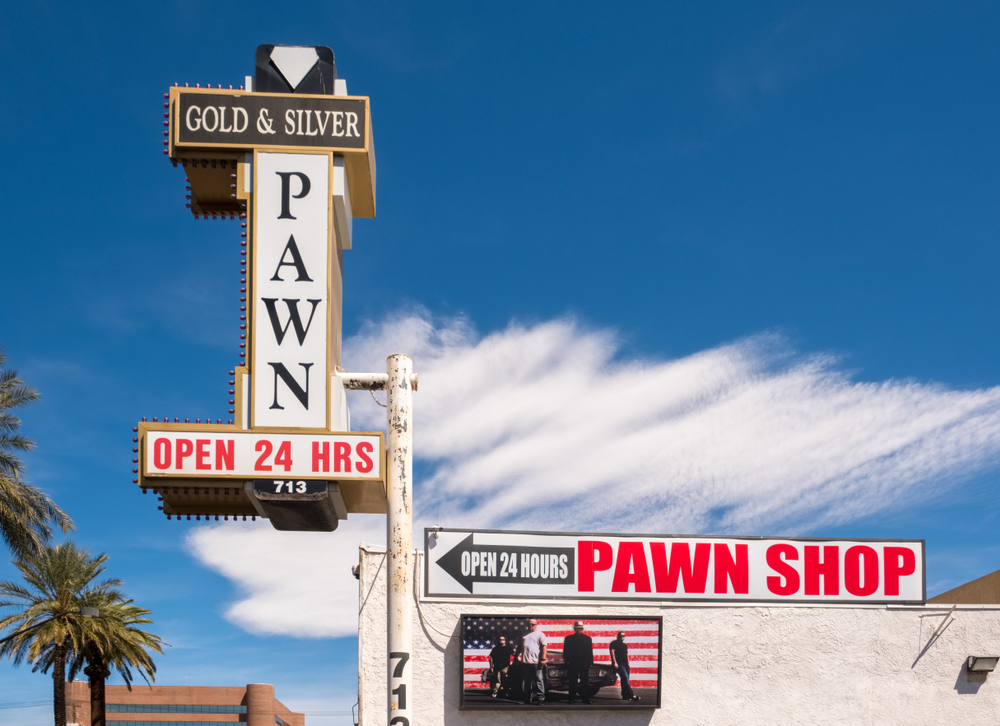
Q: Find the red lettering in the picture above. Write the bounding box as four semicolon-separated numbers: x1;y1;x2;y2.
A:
766;544;800;596
578;540;613;592
804;545;839;596
195;439;211;470
215;440;234;471
649;542;710;594
714;543;749;594
334;441;352;473
611;542;651;593
845;545;879;596
254;440;273;471
274;441;293;472
152;438;171;469
356;441;374;473
176;439;194;468
312;441;330;473
883;547;916;597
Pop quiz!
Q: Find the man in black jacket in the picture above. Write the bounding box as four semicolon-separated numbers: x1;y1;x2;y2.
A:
489;635;515;698
562;621;594;704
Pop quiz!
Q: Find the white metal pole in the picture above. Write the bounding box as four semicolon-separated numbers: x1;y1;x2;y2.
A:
386;354;414;726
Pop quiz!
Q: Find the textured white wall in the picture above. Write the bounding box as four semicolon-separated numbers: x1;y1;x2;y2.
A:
357;544;1000;726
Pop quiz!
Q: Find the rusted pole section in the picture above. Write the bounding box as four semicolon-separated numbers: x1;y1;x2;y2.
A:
338;371;418;391
385;354;414;726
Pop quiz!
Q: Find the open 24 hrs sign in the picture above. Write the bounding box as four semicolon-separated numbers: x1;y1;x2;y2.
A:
138;422;383;482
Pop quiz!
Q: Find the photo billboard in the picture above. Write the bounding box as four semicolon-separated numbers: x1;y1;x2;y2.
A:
461;614;662;710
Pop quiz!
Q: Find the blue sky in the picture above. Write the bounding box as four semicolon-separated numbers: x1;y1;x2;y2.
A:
4;1;1000;723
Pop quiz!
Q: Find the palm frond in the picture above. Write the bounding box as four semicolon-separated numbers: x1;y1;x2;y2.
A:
0;352;71;559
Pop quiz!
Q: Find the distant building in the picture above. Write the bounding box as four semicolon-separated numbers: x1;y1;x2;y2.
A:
65;681;304;726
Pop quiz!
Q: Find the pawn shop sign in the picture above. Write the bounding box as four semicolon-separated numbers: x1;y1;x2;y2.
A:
136;45;383;530
426;529;925;604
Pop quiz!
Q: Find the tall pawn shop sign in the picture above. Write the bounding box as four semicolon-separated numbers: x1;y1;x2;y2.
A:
134;45;384;531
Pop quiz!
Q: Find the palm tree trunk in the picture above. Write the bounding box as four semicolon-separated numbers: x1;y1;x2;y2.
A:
84;651;111;726
52;642;66;726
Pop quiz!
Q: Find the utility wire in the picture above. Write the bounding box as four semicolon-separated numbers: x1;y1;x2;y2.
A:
0;700;50;710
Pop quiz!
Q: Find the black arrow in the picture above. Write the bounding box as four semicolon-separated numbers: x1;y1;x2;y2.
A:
435;533;575;593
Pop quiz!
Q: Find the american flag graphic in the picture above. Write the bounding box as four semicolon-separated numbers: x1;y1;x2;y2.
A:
463;617;661;690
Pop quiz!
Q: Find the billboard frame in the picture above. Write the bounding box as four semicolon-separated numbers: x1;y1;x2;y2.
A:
458;613;663;711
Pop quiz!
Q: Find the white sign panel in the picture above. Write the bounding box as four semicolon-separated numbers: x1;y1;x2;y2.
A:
142;428;382;480
425;529;925;604
253;152;330;428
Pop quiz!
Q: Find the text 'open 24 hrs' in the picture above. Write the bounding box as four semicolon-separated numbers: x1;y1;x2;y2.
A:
425;529;925;604
142;428;383;480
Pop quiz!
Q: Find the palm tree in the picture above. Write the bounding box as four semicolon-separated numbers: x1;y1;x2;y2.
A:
62;592;164;726
0;348;73;558
0;543;121;726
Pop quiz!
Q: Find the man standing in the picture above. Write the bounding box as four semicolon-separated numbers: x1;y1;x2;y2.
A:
562;621;594;704
609;631;640;701
516;619;548;705
488;635;514;699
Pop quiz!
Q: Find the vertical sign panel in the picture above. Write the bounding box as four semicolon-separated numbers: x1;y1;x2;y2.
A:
253;152;330;428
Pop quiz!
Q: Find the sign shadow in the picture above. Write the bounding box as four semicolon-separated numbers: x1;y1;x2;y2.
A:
955;659;989;695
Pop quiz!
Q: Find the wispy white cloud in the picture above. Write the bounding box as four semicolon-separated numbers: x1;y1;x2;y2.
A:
84;268;235;348
187;516;384;638
146;269;235;347
187;312;1000;637
713;3;871;113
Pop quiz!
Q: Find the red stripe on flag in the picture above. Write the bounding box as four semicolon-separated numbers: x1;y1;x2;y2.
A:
539;631;659;636
590;655;660;663
536;619;659;626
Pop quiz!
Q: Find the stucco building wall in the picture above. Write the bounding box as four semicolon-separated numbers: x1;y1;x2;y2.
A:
358;543;1000;726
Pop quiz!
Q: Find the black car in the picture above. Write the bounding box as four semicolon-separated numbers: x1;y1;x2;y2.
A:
481;648;618;699
544;648;618;696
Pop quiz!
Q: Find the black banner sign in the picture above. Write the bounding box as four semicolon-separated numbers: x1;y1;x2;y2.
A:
173;90;367;151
